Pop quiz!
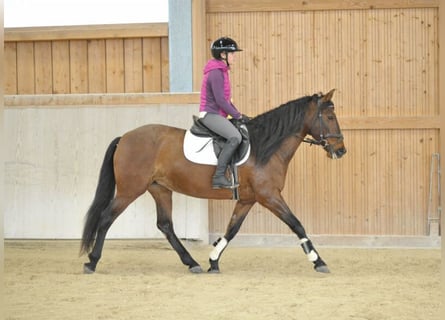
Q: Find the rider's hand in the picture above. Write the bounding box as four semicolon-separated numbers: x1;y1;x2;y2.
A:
239;114;251;124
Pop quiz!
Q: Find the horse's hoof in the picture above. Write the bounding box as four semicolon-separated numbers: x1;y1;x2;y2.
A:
207;268;220;274
315;265;330;273
189;265;203;274
83;264;95;274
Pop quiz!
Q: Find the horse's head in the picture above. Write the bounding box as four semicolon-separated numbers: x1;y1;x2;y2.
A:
305;89;347;159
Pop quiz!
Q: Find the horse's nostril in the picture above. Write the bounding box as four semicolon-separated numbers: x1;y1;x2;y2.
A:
335;147;346;157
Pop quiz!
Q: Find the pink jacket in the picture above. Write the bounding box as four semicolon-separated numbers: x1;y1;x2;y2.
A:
199;59;241;119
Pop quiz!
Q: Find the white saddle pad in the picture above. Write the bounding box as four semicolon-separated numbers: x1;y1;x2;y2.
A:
183;130;250;166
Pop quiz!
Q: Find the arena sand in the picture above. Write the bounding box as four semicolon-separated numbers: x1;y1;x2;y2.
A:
4;240;441;320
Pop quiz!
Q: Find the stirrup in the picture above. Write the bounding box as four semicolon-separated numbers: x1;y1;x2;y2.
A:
212;175;239;189
212;183;239;190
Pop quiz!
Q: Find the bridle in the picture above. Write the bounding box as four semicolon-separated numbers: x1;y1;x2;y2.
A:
297;100;344;154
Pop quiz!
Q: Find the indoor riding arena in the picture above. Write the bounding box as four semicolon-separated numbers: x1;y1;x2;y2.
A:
3;1;443;320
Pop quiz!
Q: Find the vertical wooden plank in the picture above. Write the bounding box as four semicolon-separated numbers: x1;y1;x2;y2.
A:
269;11;289;102
124;38;143;93
69;40;88;93
87;39;106;93
357;10;369;117
341;131;362;234
421;8;439;115
387;9;400;116
52;41;70;94
161;37;170;92
142;38;162;92
440;0;445;241
414;9;426;117
366;10;384;116
4;42;18;94
34;41;53;94
362;130;376;234
16;42;35;94
105;39;125;93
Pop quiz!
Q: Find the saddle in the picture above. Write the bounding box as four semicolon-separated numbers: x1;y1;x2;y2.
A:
183;116;250;200
189;116;250;163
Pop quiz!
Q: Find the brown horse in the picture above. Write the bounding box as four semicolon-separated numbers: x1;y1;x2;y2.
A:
80;89;346;274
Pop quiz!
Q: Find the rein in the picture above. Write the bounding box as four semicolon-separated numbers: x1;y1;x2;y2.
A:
300;136;328;146
300;133;344;147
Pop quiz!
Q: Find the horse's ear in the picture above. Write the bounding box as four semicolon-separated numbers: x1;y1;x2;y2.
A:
322;89;335;102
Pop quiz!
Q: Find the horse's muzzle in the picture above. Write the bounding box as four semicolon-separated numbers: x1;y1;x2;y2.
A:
334;147;347;159
325;145;347;159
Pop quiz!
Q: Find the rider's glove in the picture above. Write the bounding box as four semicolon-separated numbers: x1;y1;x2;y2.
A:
239;114;251;124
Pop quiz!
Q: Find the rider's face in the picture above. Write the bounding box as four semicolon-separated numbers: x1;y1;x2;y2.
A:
227;52;236;65
222;52;236;65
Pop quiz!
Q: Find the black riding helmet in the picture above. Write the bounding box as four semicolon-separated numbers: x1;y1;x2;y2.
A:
211;37;242;64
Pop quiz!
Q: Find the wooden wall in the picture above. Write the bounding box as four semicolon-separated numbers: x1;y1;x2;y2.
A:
4;23;169;94
3;4;442;243
192;0;442;239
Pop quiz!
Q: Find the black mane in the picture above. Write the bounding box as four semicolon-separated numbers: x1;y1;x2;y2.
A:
246;95;316;166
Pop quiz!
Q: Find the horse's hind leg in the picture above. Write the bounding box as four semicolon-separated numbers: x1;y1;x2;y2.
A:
148;183;203;273
208;201;254;273
84;196;133;273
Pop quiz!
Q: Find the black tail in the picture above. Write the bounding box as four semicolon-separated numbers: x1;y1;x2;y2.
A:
80;137;121;255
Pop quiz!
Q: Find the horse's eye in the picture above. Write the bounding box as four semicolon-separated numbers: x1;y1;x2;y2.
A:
327;115;334;120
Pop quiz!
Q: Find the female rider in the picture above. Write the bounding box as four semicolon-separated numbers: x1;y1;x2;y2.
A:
199;37;249;189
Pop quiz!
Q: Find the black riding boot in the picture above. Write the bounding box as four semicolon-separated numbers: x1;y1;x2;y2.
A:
212;137;240;189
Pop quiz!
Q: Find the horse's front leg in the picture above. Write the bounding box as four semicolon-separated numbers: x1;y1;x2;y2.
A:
259;192;330;273
208;201;254;273
148;183;203;273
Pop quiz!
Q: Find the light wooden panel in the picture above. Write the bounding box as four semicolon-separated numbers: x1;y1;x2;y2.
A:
205;4;440;237
87;40;107;93
143;38;162;92
5;23;168;41
161;37;170;92
440;0;445;242
34;42;53;94
69;40;88;93
4;23;169;94
16;42;34;94
106;39;125;93
210;129;439;236
205;8;438;117
52;41;70;94
124;39;144;93
4;42;18;94
206;0;440;13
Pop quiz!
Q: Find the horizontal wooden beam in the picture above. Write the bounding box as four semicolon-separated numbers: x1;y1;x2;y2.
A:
340;116;440;130
4;93;200;107
5;94;439;129
206;0;440;13
4;23;168;42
